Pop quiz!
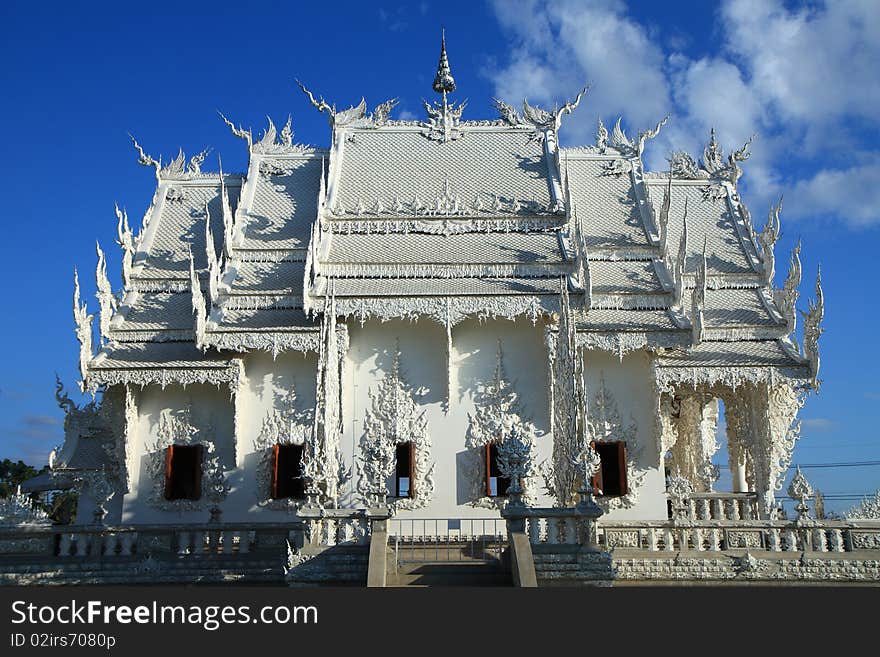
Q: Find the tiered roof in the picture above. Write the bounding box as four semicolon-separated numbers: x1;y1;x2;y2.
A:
75;37;823;393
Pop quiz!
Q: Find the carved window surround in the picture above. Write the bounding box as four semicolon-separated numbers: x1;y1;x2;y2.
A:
355;346;434;512
146;405;228;513
253;388;315;512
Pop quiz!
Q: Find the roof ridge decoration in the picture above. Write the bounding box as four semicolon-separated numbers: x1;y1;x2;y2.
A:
800;266;824;391
72;268;94;391
217;158;244;254
114;204;138;291
218;112;316;156
421;30;467;143
774;239;802;341
691;237;707;345
668;128;756;199
758;197;782;286
296;81;399;139
671;198;689;312
604;115;670;158
129;135;210;181
570;206;592;306
203;201;223;306
189;250;207;351
94;241;116;345
657;172;672;257
522;86;590;133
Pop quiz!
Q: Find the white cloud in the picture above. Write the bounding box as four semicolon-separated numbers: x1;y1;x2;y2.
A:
785;163;880;228
721;0;880;127
490;0;671;144
486;0;880;227
801;418;836;431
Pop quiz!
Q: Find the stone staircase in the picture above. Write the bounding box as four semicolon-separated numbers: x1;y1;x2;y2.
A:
387;544;512;587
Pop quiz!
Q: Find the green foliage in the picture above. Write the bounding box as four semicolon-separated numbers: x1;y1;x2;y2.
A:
0;458;46;498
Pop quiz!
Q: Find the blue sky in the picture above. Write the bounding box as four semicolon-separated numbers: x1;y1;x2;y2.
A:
0;0;877;512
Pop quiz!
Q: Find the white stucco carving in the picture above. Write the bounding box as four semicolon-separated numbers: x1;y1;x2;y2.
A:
356;346;434;511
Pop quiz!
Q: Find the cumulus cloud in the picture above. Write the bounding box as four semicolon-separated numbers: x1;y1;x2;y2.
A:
487;0;880;227
801;418;836;431
491;0;671;144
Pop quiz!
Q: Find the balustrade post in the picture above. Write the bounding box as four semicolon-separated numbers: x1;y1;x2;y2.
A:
784;528;798;551
812;528;828;552
177;531;190;555
103;532;117;557
58;533;71;556
564;518;577;545
699;499;710;520
741;498;753;520
711;498;723;521
527;518;540;544
222;530;234;554
729;499;741;521
663;527;675;551
75;534;89;557
239;531;251;554
677;528;689;550
708;529;721;551
647;527;658;551
120;533;135;556
829;529;844;553
693;528;704;551
767;528;781;552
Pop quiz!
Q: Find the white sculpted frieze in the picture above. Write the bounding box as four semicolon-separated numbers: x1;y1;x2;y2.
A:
355;346;434;511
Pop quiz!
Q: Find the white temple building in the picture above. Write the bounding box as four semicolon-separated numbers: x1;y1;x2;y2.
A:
7;36;878;586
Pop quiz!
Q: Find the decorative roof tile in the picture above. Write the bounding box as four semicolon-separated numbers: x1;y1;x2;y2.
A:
564;156;651;248
323;231;565;265
333;128;553;216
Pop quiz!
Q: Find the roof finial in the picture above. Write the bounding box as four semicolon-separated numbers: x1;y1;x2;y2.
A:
432;28;456;97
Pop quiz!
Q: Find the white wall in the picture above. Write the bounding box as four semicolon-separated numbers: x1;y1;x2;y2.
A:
339;317;553;519
582;350;667;521
121;383;234;524
117;326;667;524
233;351;318;521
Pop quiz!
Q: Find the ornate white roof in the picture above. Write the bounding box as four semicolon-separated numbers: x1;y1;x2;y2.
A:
73;37;823;390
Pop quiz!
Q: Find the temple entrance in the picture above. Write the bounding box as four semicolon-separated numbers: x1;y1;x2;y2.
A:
387;518;510;586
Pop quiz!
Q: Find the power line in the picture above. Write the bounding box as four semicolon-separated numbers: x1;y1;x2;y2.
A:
713;460;880;469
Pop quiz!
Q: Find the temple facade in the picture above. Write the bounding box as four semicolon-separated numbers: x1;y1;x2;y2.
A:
7;37;878;586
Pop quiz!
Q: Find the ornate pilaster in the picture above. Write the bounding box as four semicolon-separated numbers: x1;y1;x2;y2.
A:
355;344;433;511
744;382;804;517
546;280;590;507
465;342;540;508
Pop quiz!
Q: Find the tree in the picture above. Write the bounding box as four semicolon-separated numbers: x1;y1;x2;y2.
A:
0;459;45;498
0;459;77;524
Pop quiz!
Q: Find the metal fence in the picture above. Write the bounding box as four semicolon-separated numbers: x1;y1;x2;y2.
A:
389;518;507;564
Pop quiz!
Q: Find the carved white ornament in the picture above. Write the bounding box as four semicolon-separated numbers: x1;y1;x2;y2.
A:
464;343;541;508
253;387;314;511
355;346;433;511
589;373;644;511
146;405;229;513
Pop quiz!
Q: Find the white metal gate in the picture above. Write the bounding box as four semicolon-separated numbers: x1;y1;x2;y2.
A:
389;518;507;565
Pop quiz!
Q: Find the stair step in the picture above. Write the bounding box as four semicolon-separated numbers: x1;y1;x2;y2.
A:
390;562;511;587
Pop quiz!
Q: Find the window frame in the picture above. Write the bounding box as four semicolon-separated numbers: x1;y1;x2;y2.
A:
163;444;204;501
271;443;306;500
394;441;415;498
592;440;628;497
485;442;511;498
